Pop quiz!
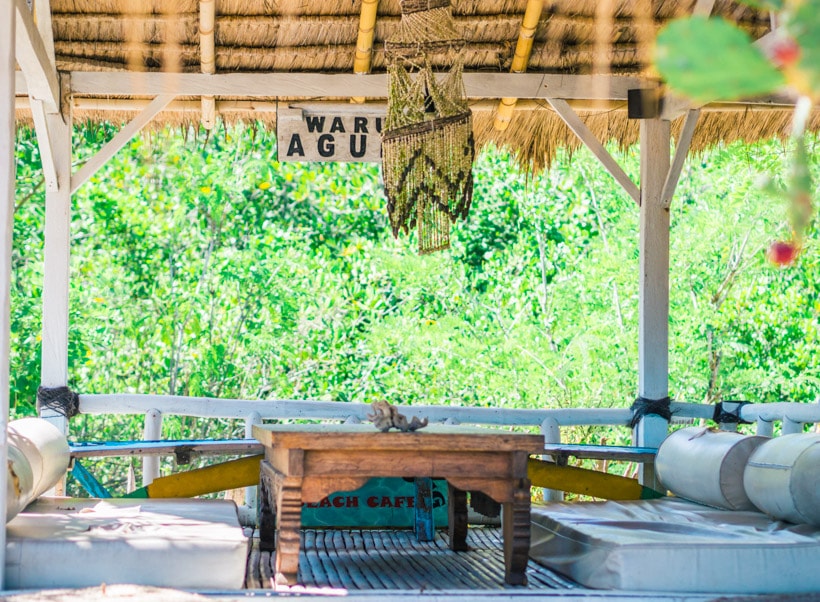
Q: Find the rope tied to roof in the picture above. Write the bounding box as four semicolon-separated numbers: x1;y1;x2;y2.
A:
382;0;474;255
629;396;673;429
37;386;80;418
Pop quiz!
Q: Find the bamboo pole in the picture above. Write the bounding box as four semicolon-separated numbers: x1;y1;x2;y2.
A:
494;0;543;131
200;0;216;129
352;0;379;104
0;0;16;584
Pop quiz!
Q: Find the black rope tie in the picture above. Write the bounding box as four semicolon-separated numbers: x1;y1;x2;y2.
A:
37;386;80;418
712;400;753;425
629;396;673;429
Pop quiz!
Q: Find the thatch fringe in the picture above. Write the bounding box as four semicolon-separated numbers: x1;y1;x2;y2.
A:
15;101;819;179
474;104;820;173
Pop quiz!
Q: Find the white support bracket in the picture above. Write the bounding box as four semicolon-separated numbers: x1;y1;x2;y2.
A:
15;71;28;96
71;94;176;195
14;0;59;114
547;98;641;205
29;99;59;191
660;108;701;209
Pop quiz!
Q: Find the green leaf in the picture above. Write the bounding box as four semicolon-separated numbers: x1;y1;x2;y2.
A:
654;17;785;103
791;1;820;93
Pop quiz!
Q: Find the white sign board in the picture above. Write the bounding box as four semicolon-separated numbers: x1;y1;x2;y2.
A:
277;107;386;163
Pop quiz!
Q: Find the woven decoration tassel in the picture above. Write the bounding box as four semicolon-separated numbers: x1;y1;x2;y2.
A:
382;0;474;254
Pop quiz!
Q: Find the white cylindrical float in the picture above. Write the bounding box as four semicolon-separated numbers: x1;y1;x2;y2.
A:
655;426;767;510
743;433;820;526
6;418;70;521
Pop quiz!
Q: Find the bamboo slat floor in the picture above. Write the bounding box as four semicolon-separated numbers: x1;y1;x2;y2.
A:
245;527;578;591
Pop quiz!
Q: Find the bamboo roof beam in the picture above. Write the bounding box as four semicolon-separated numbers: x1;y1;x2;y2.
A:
200;0;216;129
352;0;379;104
493;0;543;131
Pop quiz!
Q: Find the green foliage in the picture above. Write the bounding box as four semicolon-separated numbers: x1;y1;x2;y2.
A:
654;17;785;103
9;124;820;496
792;0;820;91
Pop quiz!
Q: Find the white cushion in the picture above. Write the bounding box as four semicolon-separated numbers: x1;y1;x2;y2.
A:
6;498;248;590
531;497;820;594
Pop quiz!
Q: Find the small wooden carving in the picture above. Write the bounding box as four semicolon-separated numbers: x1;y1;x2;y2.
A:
367;401;428;432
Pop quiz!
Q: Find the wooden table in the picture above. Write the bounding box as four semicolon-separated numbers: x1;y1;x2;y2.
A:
252;423;543;587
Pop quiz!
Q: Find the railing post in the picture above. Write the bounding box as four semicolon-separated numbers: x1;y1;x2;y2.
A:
244;411;262;507
540;417;563;502
756;417;774;438
781;418;803;435
142;409;163;486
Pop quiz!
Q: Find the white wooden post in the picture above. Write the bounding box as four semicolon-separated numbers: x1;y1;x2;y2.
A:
756;417;774;438
39;113;72;448
0;0;17;587
244;411;262;507
635;118;671;488
540;417;563;502
142;409;163;486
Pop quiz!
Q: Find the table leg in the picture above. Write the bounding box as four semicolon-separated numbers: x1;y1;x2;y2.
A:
272;472;303;586
502;479;531;586
447;482;468;551
414;477;434;542
258;461;277;552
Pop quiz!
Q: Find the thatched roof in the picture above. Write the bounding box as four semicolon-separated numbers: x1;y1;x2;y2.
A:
15;0;818;168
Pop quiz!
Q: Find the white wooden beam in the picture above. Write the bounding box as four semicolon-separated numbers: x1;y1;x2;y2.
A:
71;94;175;195
27;0;61;192
15;95;799;115
69;71;803;107
635;118;672;488
14;0;59;114
661;108;700;208
547;98;641;204
33;0;57;63
0;0;17;581
70;71;648;101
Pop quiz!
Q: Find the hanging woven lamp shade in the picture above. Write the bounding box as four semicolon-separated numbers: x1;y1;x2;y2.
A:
381;0;475;255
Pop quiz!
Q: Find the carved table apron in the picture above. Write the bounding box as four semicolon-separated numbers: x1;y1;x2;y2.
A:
252;423;543;587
